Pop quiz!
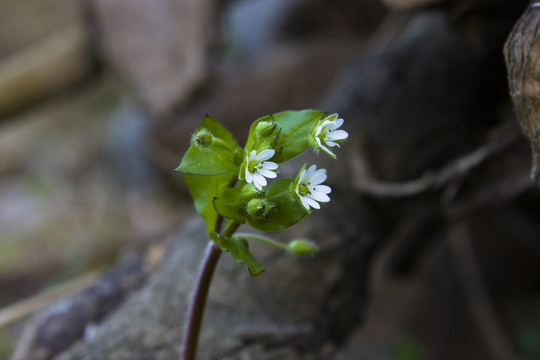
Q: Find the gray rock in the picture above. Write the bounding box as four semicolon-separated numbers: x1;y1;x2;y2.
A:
93;0;216;118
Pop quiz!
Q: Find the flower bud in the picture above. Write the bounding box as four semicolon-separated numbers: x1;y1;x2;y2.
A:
193;128;213;148
256;121;278;138
246;198;277;220
259;135;279;149
287;239;319;256
240;183;260;201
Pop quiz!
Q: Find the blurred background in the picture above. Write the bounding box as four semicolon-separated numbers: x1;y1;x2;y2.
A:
0;0;538;359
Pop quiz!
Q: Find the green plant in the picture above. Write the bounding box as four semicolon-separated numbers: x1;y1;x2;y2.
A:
175;109;348;360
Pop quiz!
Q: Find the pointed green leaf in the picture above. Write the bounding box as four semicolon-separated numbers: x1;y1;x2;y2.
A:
213;188;246;223
247;178;308;232
211;232;265;276
272;110;325;162
185;173;233;233
246;110;325;163
176;115;240;175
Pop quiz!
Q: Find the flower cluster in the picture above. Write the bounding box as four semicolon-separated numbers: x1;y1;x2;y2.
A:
240;113;348;212
176;110;349;275
178;110;348;235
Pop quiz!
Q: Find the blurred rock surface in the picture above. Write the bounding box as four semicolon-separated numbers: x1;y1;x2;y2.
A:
93;0;216;119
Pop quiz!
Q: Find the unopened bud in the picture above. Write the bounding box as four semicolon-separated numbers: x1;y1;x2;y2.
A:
260;134;279;149
256;121;278;138
193;128;213;148
246;198;277;220
287;239;319;256
240;183;261;201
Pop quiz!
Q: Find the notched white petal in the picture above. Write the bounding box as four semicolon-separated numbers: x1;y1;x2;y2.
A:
310;171;327;185
256;148;275;161
310;192;330;203
327;129;348;141
332;117;344;128
305;197;320;209
262;161;279;170
314;185;331;194
258;169;277;178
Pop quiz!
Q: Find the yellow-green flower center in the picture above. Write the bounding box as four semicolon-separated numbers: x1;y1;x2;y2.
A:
298;182;310;196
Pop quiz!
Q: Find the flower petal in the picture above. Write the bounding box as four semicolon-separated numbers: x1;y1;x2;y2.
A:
318;143;335;158
258;169;277;178
330;117;343;129
255;149;275;161
310;169;327;185
314;123;323;137
306;165;318;178
299;196;311;211
327;129;348;141
313;184;331;194
297;168;307;183
252;173;267;188
261;161;278;170
305;197;320;210
309;191;330;203
245;168;253;183
325;140;338;147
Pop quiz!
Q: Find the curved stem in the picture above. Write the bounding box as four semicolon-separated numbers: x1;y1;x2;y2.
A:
232;233;288;250
180;241;222;360
179;220;240;360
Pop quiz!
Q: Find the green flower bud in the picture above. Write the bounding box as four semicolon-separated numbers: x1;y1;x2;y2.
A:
256;121;278;137
259;134;279;149
193;128;213;148
240;183;261;201
246;198;277;220
287;239;319;256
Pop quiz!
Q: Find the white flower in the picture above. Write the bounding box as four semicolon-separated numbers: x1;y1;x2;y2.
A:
309;113;348;159
244;149;278;190
293;165;331;211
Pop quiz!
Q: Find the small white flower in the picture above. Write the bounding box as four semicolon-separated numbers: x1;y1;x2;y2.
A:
293;165;331;211
309;113;348;159
244;149;278;190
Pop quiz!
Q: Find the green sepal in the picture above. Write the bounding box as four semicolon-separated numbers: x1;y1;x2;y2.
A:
185;173;233;233
210;232;265;276
246;110;325;163
175;115;240;175
213;188;246;223
247;178;308;232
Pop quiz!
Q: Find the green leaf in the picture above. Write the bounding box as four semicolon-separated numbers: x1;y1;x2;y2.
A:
213;188;246;223
185;173;233;233
176;115;240;175
246;110;325;162
211;232;265;276
247;178;308;232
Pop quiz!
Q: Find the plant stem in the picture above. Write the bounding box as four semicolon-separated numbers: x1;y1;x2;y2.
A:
232;233;289;250
179;220;240;360
180;241;222;360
